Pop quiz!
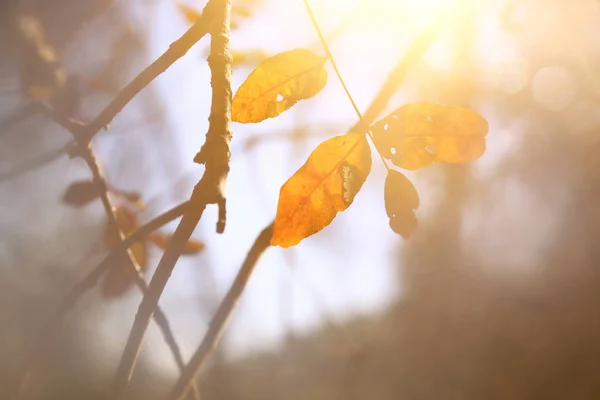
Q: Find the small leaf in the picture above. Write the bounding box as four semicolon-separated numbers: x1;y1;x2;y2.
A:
232;49;328;123
176;3;202;24
384;170;419;239
62;180;100;207
272;132;371;247
110;188;146;210
148;232;205;255
370;103;489;170
102;207;147;299
101;241;147;298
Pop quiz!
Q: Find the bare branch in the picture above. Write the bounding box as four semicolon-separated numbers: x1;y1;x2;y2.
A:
168;223;274;400
114;0;234;393
79;148;200;400
82;4;215;140
0;143;70;183
9;200;192;400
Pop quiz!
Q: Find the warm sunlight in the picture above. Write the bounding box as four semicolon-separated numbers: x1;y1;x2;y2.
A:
7;0;600;399
308;0;470;80
314;0;456;31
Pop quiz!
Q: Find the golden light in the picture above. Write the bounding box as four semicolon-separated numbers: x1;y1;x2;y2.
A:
313;0;457;32
308;0;470;75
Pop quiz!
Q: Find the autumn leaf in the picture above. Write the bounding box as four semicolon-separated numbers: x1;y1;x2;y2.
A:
148;232;205;255
109;187;146;210
232;49;328;123
62;180;100;207
272;132;371;247
370;103;489;170
102;207;147;298
384;170;419;239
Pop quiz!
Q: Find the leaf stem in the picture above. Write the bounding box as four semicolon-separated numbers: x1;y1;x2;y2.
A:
302;0;391;172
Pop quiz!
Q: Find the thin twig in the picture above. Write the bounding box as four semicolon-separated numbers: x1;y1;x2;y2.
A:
82;5;215;141
10;1;222;397
9;200;191;400
167;4;458;399
302;0;390;172
81;148;201;400
303;0;362;120
12;1;220;395
22;102;201;400
9;133;200;399
114;0;233;393
167;223;274;400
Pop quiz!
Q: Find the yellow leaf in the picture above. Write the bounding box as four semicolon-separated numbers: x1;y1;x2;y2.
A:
232;49;328;123
384;170;419;239
272;132;371;247
176;3;202;24
370;103;489;170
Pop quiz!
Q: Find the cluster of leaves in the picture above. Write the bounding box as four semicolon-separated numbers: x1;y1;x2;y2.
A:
230;49;489;247
62;180;204;298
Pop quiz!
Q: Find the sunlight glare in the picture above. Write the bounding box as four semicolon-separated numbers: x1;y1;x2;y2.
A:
314;0;456;32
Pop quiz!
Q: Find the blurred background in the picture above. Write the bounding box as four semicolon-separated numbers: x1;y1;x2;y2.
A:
1;0;600;398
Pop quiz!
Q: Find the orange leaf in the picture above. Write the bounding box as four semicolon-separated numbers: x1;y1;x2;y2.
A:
148;232;205;255
384;170;419;239
232;49;327;123
272;132;371;247
370;102;489;170
102;207;147;298
62;180;100;207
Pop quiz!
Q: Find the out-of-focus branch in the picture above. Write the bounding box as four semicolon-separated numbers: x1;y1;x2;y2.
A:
114;0;233;394
168;223;274;400
10;112;200;399
80;148;201;400
80;6;214;141
0;142;70;184
11;1;220;395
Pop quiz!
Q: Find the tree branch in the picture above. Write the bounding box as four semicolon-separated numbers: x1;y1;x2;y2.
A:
10;1;223;398
114;0;233;393
81;148;201;400
168;223;274;400
167;6;457;398
9;199;193;400
82;4;215;141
